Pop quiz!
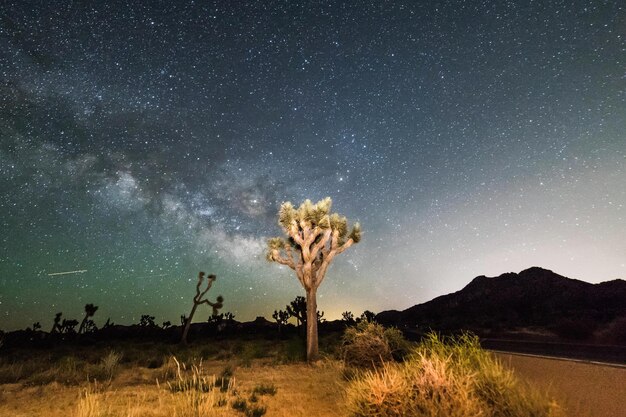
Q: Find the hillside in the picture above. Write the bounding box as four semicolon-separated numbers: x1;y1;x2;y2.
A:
376;267;626;339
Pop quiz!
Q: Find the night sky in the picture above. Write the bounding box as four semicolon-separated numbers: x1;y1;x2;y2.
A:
1;1;624;331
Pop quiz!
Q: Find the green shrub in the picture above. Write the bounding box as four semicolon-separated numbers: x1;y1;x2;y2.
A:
341;321;410;369
346;332;562;417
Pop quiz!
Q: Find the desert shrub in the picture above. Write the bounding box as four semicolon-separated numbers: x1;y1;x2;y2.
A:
342;321;410;369
232;398;248;412
346;332;562;417
252;383;277;396
245;405;267;417
98;350;121;380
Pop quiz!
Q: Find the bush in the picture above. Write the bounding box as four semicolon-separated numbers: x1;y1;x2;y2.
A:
341;321;410;369
346;332;562;417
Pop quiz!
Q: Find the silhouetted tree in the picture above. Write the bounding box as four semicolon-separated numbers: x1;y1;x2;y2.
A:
60;319;79;333
267;197;361;361
79;303;99;334
139;315;156;327
224;312;235;321
360;310;376;323
83;320;97;333
317;310;326;324
162;321;172;329
180;314;188;326
272;309;290;335
286;296;307;334
181;271;224;345
32;322;41;331
50;312;63;334
342;311;356;325
102;318;114;329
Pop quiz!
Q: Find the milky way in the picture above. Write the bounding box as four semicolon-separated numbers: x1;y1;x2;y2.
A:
1;1;624;330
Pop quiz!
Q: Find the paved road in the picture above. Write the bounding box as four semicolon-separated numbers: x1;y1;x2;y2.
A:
481;338;626;365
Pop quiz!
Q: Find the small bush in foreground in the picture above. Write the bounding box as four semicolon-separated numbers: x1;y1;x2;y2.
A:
341;321;410;369
346;332;562;417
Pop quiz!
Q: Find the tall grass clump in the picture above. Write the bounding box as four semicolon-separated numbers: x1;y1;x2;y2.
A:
164;356;235;417
341;321;410;369
346;331;562;417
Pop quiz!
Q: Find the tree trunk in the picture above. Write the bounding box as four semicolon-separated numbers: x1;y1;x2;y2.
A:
181;303;198;345
78;315;88;334
305;288;319;362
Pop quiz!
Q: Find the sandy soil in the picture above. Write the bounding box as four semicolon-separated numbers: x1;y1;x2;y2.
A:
496;353;626;417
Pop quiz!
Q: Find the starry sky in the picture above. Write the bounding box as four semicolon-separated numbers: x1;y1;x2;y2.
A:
1;1;624;331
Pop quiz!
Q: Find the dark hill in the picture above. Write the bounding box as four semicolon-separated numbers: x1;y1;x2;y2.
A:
376;267;626;336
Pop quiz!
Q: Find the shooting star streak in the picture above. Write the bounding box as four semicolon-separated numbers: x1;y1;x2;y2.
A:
47;270;88;276
130;273;170;279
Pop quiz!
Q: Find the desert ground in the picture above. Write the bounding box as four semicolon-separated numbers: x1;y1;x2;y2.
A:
0;337;623;417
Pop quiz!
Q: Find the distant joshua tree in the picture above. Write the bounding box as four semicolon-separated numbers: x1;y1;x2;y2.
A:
79;303;99;334
139;315;156;327
286;296;307;334
50;312;63;334
32;322;42;331
360;310;376;323
342;311;356;325
181;271;224;345
272;309;290;335
224;312;235;321
162;321;172;329
60;319;79;334
180;314;188;326
267;197;361;361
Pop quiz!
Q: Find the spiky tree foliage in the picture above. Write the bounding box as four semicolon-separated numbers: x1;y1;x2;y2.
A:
32;322;41;331
60;319;79;333
162;321;172;329
50;312;63;334
139;315;156;327
181;271;224;345
272;309;290;335
79;303;99;334
267;197;361;361
342;311;356;325
286;296;307;334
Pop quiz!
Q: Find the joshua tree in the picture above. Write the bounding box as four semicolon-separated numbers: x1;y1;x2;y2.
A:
162;321;172;329
79;303;99;334
224;312;236;321
286;296;307;334
181;271;224;345
272;309;290;335
50;312;63;334
342;311;356;325
32;322;42;331
180;314;188;326
360;310;376;323
139;315;156;327
60;319;79;333
267;197;361;361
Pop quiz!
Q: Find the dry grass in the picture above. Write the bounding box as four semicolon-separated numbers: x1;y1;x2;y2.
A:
346;333;562;417
0;353;348;417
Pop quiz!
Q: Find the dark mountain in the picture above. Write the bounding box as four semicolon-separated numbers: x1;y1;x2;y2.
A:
376;267;626;336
